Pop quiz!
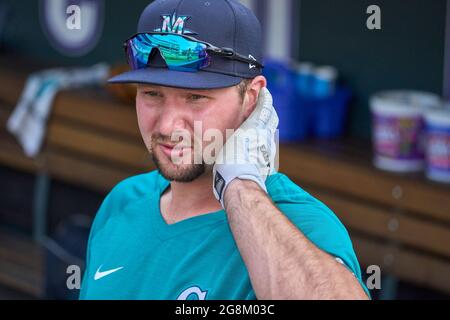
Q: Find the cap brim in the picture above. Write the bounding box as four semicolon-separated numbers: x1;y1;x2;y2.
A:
108;67;243;89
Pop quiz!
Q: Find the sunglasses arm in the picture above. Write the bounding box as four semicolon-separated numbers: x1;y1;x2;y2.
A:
209;47;264;69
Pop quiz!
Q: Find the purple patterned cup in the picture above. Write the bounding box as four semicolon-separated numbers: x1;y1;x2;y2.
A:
370;91;441;172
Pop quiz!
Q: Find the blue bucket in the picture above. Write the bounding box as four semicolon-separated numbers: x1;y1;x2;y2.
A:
313;87;351;139
264;59;309;142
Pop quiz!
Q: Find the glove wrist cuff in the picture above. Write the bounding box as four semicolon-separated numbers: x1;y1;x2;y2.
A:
213;164;267;207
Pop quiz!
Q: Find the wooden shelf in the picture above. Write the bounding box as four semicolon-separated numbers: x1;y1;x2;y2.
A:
280;141;450;223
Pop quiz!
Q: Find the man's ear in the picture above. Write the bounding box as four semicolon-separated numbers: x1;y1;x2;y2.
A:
242;75;267;119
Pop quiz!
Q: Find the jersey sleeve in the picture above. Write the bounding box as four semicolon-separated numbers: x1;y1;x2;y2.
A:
267;173;370;298
276;199;371;298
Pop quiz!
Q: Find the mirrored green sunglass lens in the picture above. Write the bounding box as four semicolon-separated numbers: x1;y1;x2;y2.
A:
127;34;212;71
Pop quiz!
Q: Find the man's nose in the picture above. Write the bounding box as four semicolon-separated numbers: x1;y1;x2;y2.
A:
156;102;192;138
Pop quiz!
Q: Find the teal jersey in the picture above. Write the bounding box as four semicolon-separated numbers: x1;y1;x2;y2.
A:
79;170;369;299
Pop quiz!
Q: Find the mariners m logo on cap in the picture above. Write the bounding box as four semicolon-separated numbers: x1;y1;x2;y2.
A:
154;11;196;35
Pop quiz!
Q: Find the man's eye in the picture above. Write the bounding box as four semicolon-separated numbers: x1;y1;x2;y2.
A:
144;91;161;97
189;94;207;101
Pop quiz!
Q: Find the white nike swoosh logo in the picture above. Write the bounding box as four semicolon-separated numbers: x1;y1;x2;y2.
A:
94;265;124;280
248;54;257;69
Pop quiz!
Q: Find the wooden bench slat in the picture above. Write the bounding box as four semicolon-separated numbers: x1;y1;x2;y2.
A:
0;67;27;106
52;89;140;140
45;150;144;194
47;120;150;171
0;134;145;194
0;104;152;175
353;235;450;295
306;186;450;259
280;145;450;223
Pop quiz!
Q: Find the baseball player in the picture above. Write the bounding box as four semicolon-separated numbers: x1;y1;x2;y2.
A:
79;0;370;300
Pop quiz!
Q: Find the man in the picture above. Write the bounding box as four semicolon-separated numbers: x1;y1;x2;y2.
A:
80;0;369;300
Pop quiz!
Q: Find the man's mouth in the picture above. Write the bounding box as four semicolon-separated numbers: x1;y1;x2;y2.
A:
159;143;192;158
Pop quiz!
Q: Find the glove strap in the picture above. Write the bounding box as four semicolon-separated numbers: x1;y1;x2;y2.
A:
213;164;268;207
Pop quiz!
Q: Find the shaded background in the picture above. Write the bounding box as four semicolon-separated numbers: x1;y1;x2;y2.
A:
0;0;449;300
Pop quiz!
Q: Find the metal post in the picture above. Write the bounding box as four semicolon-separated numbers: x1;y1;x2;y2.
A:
32;172;50;243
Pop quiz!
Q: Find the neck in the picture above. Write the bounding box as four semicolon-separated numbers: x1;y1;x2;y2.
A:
161;169;223;222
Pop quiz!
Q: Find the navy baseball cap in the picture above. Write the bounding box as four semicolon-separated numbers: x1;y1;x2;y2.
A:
108;0;264;89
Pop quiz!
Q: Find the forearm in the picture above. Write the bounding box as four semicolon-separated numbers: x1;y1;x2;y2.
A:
223;179;368;300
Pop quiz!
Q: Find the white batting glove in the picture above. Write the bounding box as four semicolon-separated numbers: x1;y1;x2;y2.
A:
213;87;279;207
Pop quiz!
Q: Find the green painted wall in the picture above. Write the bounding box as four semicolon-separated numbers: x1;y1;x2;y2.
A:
298;0;446;139
1;0;152;66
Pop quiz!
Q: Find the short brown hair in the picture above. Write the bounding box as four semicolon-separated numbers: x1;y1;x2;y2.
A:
237;79;252;103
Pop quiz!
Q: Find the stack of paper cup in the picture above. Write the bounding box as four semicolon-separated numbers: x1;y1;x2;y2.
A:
295;62;315;96
424;107;450;183
313;66;338;98
370;91;441;172
295;63;338;98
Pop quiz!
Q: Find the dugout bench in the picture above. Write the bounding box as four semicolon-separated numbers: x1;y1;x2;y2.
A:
0;56;449;299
